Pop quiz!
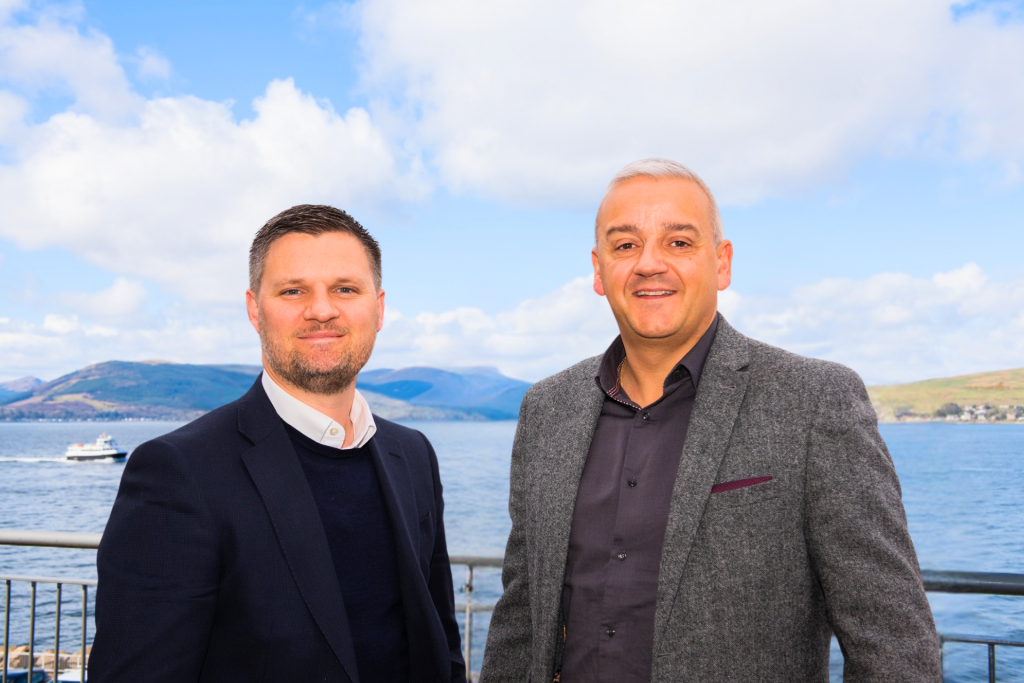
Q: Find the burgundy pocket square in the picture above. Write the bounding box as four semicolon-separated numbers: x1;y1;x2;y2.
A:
710;476;773;494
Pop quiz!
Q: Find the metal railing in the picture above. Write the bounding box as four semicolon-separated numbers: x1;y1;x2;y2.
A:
3;531;1024;682
1;531;100;683
921;570;1024;683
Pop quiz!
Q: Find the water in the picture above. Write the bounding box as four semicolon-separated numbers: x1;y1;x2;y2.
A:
1;421;1022;680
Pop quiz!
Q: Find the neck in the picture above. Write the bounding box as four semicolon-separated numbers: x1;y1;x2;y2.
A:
618;312;715;408
263;361;358;447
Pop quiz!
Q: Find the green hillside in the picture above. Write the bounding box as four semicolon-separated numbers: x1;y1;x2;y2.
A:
868;367;1024;422
0;361;259;420
0;360;531;421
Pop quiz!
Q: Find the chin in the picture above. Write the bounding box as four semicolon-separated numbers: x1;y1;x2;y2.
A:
626;317;684;340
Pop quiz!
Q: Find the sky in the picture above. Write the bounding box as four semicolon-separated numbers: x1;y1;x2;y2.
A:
1;0;1024;385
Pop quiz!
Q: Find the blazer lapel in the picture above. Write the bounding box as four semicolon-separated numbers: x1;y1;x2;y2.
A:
237;381;360;683
653;317;752;644
367;433;448;683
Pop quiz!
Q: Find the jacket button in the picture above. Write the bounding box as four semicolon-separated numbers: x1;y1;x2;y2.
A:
628;478;637;488
617;552;627;561
641;412;650;420
607;627;616;637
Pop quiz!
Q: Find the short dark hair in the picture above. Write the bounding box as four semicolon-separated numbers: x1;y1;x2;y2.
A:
249;205;382;292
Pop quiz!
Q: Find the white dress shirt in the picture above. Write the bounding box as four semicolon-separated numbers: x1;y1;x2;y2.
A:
261;371;377;450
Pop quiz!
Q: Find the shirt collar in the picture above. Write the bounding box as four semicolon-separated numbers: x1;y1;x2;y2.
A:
596;313;720;397
261;371;377;450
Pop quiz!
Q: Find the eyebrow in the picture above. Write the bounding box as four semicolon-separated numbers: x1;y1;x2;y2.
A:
603;223;701;237
271;276;365;288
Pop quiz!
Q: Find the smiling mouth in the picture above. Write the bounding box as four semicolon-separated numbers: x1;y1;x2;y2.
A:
298;331;345;340
633;290;676;297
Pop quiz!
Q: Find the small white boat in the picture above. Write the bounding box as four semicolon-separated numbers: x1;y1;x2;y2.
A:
65;433;127;461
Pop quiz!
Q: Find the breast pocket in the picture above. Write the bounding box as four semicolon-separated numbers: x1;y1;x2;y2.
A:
706;472;787;509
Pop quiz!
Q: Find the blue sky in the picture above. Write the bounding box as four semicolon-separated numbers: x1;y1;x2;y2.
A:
1;0;1024;384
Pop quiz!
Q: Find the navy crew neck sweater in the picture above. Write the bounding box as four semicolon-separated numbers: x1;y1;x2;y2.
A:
285;424;410;683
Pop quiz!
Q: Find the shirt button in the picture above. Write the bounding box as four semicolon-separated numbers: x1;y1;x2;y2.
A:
617;551;627;561
628;478;637;488
606;627;616;637
642;412;650;420
329;427;339;436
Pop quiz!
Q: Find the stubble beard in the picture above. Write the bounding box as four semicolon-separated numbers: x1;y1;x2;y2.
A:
260;315;376;396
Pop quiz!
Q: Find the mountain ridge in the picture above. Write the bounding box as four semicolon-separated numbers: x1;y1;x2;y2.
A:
0;361;530;421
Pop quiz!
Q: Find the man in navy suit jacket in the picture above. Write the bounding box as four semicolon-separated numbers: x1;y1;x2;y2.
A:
90;205;466;683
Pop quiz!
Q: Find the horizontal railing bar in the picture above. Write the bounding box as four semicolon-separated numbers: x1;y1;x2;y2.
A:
0;574;97;586
4;533;1024;596
449;556;504;568
941;633;1024;648
454;603;496;613
0;530;101;549
922;570;1024;596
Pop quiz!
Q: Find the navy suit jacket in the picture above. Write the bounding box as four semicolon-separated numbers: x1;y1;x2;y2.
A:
90;378;466;683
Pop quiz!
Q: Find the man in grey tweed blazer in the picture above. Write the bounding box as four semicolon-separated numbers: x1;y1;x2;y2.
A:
479;159;941;682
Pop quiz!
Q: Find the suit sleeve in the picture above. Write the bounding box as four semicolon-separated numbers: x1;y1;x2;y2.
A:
89;438;219;683
479;391;535;683
804;367;942;682
422;433;469;683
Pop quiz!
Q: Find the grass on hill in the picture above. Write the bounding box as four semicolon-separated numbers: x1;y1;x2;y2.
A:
868;367;1024;421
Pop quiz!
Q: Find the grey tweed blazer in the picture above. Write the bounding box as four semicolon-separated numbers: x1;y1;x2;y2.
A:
479;317;941;683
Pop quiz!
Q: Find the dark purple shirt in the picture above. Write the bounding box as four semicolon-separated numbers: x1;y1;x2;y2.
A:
560;315;719;683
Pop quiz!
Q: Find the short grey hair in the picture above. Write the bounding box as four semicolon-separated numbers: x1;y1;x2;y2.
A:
597;158;724;244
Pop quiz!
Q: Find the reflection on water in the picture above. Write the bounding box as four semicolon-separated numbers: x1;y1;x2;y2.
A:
1;421;1021;680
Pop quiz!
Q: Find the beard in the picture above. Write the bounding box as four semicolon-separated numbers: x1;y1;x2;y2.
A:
260;316;376;396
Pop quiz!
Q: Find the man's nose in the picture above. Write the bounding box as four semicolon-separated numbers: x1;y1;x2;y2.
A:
633;241;667;276
305;288;339;321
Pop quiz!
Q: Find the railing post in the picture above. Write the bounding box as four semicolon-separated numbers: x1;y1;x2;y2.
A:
27;582;36;683
81;584;88;683
3;579;10;683
938;634;944;676
988;643;995;683
54;583;62;683
464;564;474;682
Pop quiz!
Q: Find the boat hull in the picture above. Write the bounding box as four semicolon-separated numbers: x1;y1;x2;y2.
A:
65;451;127;461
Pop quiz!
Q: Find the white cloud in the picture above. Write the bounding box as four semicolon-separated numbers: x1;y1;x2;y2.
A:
0;2;140;119
728;263;1024;384
4;263;1022;386
0;78;424;303
0;6;425;306
60;277;147;320
373;276;619;379
0;304;260;381
42;312;78;333
133;46;171;81
355;0;1024;204
370;263;1024;384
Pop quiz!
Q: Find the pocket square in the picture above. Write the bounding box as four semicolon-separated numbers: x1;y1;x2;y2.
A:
710;476;772;494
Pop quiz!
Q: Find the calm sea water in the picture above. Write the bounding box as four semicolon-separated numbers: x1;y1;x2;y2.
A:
1;421;1022;680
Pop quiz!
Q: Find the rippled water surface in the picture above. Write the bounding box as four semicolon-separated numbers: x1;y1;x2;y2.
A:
1;421;1021;680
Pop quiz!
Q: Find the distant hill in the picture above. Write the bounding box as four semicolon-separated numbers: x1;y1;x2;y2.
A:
0;361;531;421
358;366;531;420
868;367;1024;422
0;376;42;403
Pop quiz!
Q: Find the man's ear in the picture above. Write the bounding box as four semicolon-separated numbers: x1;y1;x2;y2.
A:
246;289;260;333
592;249;606;297
716;240;733;291
377;289;386;333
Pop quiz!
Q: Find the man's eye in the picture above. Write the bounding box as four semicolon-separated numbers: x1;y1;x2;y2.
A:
282;289;301;295
616;242;637;250
670;240;690;248
336;287;354;294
